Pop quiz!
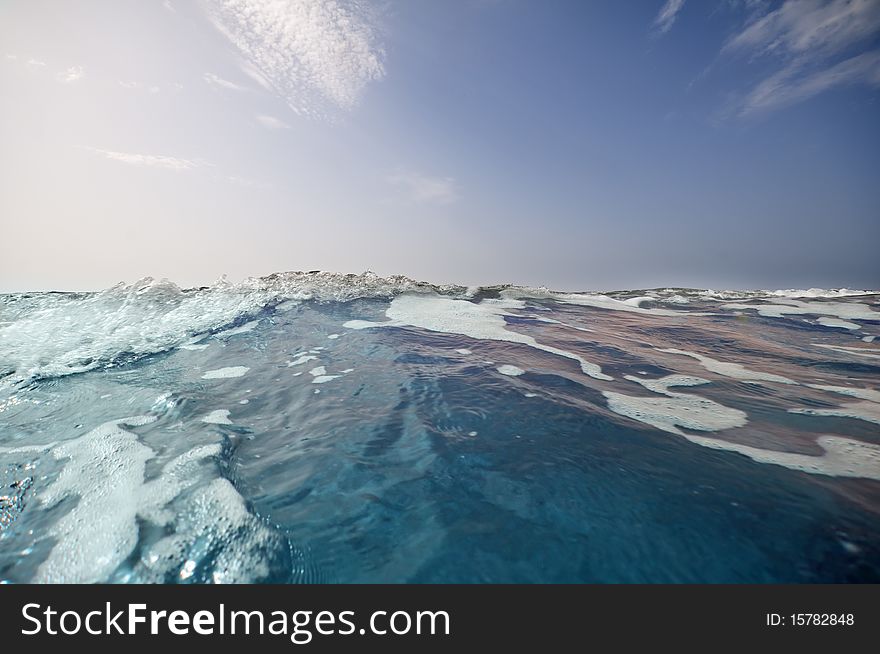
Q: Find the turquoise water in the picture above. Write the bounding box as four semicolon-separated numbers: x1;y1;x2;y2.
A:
1;274;878;582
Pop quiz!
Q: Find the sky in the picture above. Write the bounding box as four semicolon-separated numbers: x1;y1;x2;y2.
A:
1;0;878;292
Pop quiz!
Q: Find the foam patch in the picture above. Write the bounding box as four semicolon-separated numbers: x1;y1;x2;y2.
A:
657;348;795;384
202;366;250;379
344;294;611;381
816;317;860;330
202;410;233;425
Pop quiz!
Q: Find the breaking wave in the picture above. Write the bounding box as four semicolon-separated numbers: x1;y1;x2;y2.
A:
1;271;879;583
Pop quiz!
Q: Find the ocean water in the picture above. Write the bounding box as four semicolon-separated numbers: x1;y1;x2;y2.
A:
1;272;878;583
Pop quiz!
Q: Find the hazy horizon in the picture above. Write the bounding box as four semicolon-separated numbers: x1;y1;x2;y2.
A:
2;0;879;293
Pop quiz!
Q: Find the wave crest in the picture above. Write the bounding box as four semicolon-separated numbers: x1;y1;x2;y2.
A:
1;271;876;385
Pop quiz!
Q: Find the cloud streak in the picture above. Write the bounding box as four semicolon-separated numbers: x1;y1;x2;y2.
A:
256;114;290;129
57;65;84;83
203;72;246;91
724;0;880;59
741;49;880;115
722;0;880;116
204;0;385;117
386;171;458;205
86;148;211;171
653;0;686;35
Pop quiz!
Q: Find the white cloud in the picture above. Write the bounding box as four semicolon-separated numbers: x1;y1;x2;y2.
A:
386;171;458;205
741;49;880;115
119;80;140;89
255;114;290;129
57;65;84;83
204;0;386;116
722;0;880;116
203;72;246;91
163;0;176;12
724;0;880;59
86;148;211;171
6;54;17;61
653;0;686;35
27;58;46;67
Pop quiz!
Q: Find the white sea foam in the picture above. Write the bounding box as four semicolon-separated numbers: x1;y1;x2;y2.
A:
309;366;327;376
508;290;701;317
608;379;880;480
221;320;259;336
765;288;874;298
806;384;880;403
202;366;249;379
788;402;880;426
344;294;612;380
455;348;472;355
0;272;451;384
694;288;876;301
25;412;282;583
657;348;795;384
497;365;525;376
864;336;876;343
201;410;233;425
0;278;273;384
4;275;870;387
721;299;879;322
624;373;711;395
685;434;880;481
288;354;318;366
603;389;747;437
179;343;211;351
135;476;282;584
34;416;158;582
816;317;860;330
327;334;340;339
789;384;880;426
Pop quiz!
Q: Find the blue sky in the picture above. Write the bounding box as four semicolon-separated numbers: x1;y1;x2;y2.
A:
1;0;878;291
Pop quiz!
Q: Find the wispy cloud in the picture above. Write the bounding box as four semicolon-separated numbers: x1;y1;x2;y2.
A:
227;175;273;190
203;72;246;91
203;0;386;117
386;171;458;205
86;148;211;171
653;0;686;35
723;0;880;59
722;0;880;116
57;65;84;83
118;81;166;94
741;49;880;114
26;58;46;67
255;114;290;129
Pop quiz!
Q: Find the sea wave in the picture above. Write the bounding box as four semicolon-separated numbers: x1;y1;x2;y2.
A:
2;270;880;583
1;271;877;386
